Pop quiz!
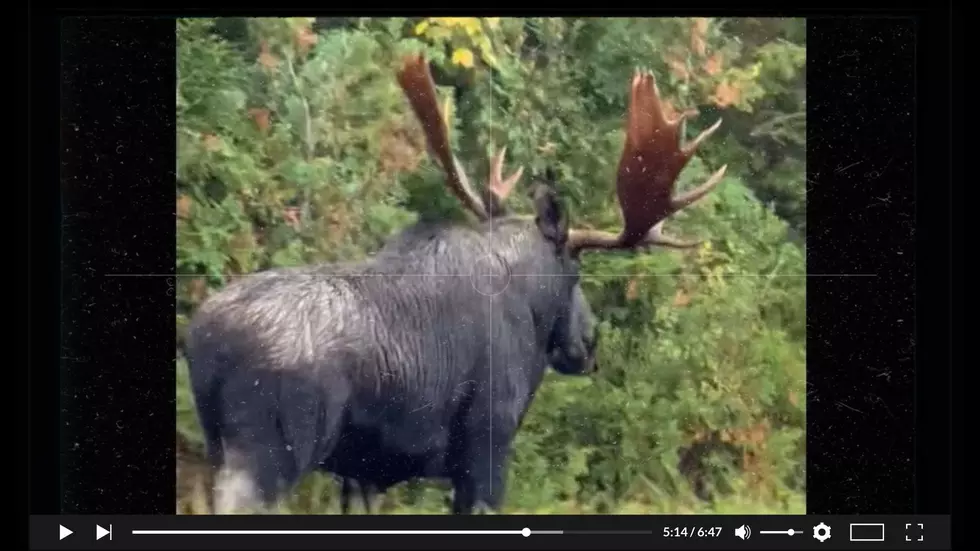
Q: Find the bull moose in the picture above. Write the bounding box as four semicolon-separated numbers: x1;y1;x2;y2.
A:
186;54;727;514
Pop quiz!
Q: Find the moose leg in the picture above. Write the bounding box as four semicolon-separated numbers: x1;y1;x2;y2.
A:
340;479;380;514
453;423;513;514
360;481;379;514
213;373;349;514
213;442;292;514
451;479;475;515
210;397;300;514
340;478;353;514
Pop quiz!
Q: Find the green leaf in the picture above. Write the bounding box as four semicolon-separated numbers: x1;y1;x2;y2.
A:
176;17;807;515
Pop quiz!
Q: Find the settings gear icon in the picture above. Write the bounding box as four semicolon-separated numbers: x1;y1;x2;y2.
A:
812;522;832;542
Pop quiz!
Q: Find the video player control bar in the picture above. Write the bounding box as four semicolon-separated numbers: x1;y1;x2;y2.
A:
30;514;950;550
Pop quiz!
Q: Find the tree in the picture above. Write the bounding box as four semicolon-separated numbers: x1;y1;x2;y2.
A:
176;16;806;515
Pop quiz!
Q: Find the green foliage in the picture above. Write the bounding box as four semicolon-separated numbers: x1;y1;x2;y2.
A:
176;17;806;515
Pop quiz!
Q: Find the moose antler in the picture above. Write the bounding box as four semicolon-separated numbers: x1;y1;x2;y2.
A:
484;146;524;217
396;55;524;221
567;70;727;253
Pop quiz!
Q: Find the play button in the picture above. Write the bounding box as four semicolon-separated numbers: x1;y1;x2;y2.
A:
59;525;72;540
96;524;112;540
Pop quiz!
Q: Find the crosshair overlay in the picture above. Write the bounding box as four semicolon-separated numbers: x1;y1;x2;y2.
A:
470;254;512;296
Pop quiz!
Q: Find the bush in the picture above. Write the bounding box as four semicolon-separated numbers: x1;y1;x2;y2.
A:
176;16;806;514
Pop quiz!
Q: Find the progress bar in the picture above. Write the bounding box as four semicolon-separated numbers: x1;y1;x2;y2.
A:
132;528;561;537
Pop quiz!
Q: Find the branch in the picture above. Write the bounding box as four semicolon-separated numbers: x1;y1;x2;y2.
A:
749;111;806;145
284;52;315;227
285;54;315;162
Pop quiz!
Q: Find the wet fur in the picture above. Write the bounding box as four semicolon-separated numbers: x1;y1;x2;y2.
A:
187;188;597;514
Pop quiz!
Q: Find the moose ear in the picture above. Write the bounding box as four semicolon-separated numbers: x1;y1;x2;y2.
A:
530;172;568;250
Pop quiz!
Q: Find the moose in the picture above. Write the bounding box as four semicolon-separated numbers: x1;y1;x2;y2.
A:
185;54;727;515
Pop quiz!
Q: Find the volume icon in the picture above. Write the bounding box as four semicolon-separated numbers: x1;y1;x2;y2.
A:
735;525;751;540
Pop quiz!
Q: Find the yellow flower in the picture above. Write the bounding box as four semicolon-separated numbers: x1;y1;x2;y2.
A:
461;18;481;36
434;17;464;26
451;48;475;68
